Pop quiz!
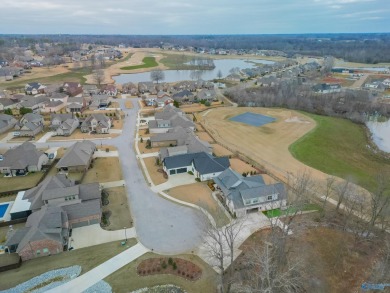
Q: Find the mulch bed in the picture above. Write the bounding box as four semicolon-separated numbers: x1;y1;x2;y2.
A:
137;257;202;281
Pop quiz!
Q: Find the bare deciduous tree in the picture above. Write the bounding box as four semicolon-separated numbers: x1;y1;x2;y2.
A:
150;69;165;84
94;69;105;87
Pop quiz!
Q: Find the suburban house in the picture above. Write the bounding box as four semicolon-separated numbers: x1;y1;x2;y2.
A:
56;140;96;172
14;113;44;137
5;174;101;261
313;83;342;94
148;105;195;133
25;82;46;95
138;82;156;94
172;90;194;103
48;92;69;104
0;142;48;176
214;168;286;217
83;84;99;96
67;96;87;113
163;152;230;181
196;89;217;102
18;96;49;113
50;113;79;136
225;73;242;82
99;84;117;96
0;98;18;111
364;81;387;92
80;114;111;134
0;114;17;134
89;95;110;111
62;82;83;97
257;76;280;87
383;78;390;88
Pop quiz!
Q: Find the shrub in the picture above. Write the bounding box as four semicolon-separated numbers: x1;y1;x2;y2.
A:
195;178;201;182
168;257;173;265
172;262;177;270
187;171;194;175
146;139;151;149
242;172;247;177
106;148;109;152
205;101;211;107
140;137;143;143
161;261;167;269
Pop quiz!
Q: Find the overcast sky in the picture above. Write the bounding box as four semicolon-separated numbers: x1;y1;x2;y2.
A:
0;0;388;34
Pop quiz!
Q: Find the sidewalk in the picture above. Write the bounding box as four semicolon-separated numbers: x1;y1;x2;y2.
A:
93;150;119;158
45;243;149;293
36;131;54;143
100;180;126;189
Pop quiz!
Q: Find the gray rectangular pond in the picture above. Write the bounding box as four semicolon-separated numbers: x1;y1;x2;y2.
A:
229;112;276;126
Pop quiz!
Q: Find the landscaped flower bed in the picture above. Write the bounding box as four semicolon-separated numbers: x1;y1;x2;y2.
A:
137;257;202;281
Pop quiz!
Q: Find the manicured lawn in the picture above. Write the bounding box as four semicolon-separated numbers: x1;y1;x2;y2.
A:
5;68;92;90
263;203;320;218
0;240;137;291
83;157;123;183
0;172;45;193
289;113;390;192
120;57;158;70
105;252;217;293
159;53;195;70
102;186;133;230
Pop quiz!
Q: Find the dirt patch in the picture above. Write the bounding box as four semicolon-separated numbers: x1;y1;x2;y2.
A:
165;183;230;227
83;157;123;183
211;143;233;157
196;132;214;143
125;100;133;109
229;158;258;174
102;186;133;230
144;157;168;185
137;257;202;281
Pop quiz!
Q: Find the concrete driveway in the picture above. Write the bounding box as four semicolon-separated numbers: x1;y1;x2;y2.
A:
71;224;136;249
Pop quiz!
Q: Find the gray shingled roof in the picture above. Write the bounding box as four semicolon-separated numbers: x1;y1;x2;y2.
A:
62;199;101;221
164;152;229;175
56;140;96;169
0;142;47;172
42;185;79;201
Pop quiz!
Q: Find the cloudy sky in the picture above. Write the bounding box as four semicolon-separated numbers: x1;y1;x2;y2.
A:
0;0;388;34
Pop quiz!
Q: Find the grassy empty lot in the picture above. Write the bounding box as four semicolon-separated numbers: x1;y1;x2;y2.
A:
105;252;217;292
289;113;390;192
120;57;158;70
0;172;45;193
165;183;230;227
0;240;137;291
212;143;234;157
229;158;257;174
103;187;133;230
83;157;123;183
144;157;168;185
197;131;215;143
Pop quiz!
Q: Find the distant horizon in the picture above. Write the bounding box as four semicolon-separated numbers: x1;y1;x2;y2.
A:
0;0;388;35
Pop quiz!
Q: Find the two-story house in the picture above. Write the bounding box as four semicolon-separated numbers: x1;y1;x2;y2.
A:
80;114;111;134
50;113;79;136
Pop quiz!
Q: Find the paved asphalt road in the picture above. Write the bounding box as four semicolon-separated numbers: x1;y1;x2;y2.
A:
0;98;204;254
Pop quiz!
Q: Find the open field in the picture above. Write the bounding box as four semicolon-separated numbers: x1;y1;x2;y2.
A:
0;172;45;193
211;143;233;157
202;107;318;182
197;131;214;143
105;252;218;292
144;157;168;185
229;158;258;174
120;57;158;70
102;186;133;230
82;157;123;183
165;183;230;227
0;239;137;291
290;113;390;192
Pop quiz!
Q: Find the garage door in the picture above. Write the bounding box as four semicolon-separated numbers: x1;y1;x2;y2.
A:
176;168;187;174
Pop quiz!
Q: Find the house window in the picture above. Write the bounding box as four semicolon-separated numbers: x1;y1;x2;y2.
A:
267;195;273;201
43;248;49;254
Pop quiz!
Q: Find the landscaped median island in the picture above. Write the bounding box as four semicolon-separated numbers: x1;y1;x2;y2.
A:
104;252;218;293
120;57;158;70
289;112;390;192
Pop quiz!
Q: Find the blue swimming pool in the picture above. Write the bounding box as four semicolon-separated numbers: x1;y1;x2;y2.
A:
229;112;276;127
0;203;9;218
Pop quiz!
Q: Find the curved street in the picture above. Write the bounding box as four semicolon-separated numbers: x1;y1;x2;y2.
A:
0;98;204;254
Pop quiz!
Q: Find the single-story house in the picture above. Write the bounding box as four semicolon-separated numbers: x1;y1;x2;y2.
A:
0;98;19;111
56;140;96;172
172;90;194;103
67;96;87;113
214;168;287;217
163;152;230;181
14;113;44;137
313;83;342;94
0;114;17;134
148;105;195;134
0;141;48;176
63;82;83;97
41;100;66;114
25;82;46;95
196;89;217;102
50;113;79;136
80;114;111;134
